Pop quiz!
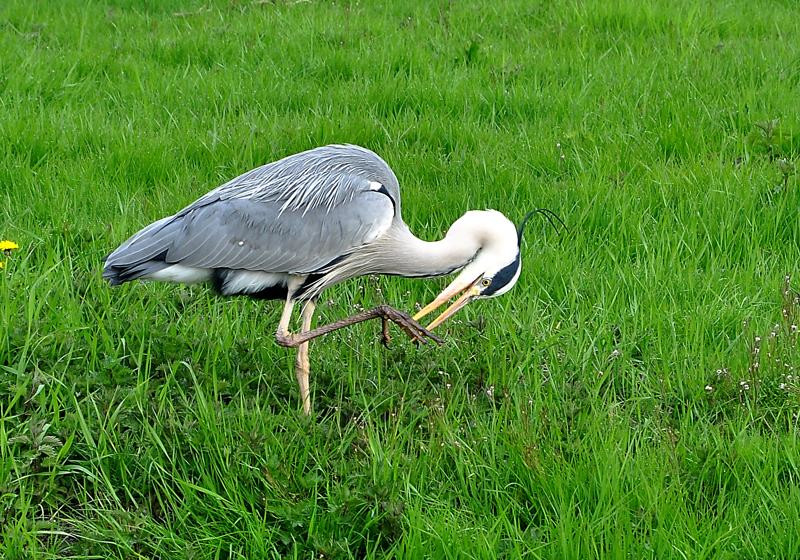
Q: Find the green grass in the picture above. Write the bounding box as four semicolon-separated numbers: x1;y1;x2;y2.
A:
2;0;800;557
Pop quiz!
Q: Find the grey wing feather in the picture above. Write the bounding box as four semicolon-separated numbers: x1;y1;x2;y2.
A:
104;145;399;282
165;195;392;273
186;144;401;217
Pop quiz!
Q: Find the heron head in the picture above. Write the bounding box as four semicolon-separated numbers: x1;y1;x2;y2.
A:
413;209;553;330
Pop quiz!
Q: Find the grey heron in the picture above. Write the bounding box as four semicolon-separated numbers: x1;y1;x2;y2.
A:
104;144;546;414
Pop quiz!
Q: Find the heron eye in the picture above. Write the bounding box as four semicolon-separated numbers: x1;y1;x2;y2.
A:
481;278;492;288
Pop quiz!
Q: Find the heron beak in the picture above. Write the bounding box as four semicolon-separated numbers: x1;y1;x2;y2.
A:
413;275;483;331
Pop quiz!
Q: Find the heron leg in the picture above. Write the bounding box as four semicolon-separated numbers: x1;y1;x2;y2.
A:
276;296;295;338
275;304;443;348
274;293;314;415
295;301;316;416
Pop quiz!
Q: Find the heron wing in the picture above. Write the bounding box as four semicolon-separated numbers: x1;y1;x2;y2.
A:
104;144;401;281
166;193;393;272
104;185;393;276
185;144;401;217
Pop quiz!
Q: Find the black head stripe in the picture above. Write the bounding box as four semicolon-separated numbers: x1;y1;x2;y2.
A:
482;252;520;296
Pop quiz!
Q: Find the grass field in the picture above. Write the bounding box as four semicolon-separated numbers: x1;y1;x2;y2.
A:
2;0;800;557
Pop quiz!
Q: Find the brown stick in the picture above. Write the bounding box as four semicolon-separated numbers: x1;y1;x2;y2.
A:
275;304;443;348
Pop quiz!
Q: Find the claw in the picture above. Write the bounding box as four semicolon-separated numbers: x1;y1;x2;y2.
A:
381;317;392;347
398;311;443;346
419;327;444;345
400;323;425;344
407;319;443;346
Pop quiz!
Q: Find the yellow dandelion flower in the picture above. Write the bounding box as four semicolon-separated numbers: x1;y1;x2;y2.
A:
1;240;19;260
1;240;18;268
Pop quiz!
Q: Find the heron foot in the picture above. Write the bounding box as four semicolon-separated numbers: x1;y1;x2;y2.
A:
373;305;444;346
275;305;443;348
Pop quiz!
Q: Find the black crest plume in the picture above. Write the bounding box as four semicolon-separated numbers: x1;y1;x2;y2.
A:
517;209;567;245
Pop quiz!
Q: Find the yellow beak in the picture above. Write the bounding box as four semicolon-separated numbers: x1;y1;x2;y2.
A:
413;275;483;331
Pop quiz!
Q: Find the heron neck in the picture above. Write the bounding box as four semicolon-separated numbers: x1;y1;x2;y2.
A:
383;225;479;278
